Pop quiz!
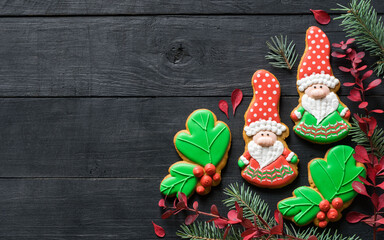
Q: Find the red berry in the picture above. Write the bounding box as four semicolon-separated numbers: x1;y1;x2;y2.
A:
327;208;339;221
319;200;330;212
200;175;213;187
193;166;204;178
213;173;221;181
318;220;328;228
196;185;205;195
316;211;326;221
332;197;343;210
204;164;216;176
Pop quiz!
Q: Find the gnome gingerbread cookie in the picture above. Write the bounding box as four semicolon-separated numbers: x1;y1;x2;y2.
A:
291;26;351;144
238;70;299;188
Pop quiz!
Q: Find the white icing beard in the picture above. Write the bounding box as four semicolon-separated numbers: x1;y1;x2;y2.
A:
247;140;284;169
302;92;339;124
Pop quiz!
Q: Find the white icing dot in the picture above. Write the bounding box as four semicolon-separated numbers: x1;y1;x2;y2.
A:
272;103;276;106
316;45;320;49
268;108;272;112
300;69;303;72
320;39;324;43
312;50;316;54
325;45;329;48
267;84;271;88
265;73;269;77
326;56;329;59
322;34;325;37
321;70;325;74
263;90;267;94
322;61;325;64
263;113;267;116
259;108;262;111
255;91;258;94
274;113;278;117
315;34;319;38
272;78;276;82
250;108;254;112
268;117;272;120
254;114;257;117
262;79;266;82
310;30;314;34
321;50;325;53
254;103;258;107
312;61;316;64
309;46;312;50
311;40;315;44
263;102;267;106
303;62;307;66
317;55;321;59
275;84;279;88
308;67;311;70
273;90;277;95
308;56;311;59
317;66;321;70
259;97;263;100
308;36;311;39
327;66;331;70
304;74;308;77
254;80;256;83
257;74;260;77
248;119;251;122
268;97;272;100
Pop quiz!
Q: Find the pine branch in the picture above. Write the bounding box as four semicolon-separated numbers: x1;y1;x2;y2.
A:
265;35;298;70
177;222;242;240
334;0;384;76
350;117;384;158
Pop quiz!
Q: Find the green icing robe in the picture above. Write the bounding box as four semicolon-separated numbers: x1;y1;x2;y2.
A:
293;104;350;144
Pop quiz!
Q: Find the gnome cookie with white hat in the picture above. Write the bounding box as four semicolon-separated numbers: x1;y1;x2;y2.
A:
291;26;351;144
238;70;299;188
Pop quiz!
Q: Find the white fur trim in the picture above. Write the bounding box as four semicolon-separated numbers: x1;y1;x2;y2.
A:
240;156;249;165
340;107;349;117
297;73;339;92
294;110;302;120
244;120;286;137
286;152;295;162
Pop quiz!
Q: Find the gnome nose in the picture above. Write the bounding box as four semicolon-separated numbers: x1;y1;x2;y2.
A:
256;137;275;147
311;89;327;99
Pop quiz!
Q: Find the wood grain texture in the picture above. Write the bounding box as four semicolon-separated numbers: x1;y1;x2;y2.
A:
0;0;383;15
0;15;381;97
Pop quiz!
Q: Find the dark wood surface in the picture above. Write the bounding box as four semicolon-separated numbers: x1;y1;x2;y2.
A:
0;1;382;239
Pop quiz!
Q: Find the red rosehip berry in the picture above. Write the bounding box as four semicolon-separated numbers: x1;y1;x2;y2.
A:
327;208;339;221
318;220;328;228
213;173;221;182
316;211;326;221
200;175;213;187
196;185;205;195
193;166;204;178
319;200;330;212
332;197;343;210
204;164;216;176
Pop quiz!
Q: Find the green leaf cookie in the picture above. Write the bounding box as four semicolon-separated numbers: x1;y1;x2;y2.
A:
160;162;198;198
310;145;366;202
175;109;231;167
278;186;322;226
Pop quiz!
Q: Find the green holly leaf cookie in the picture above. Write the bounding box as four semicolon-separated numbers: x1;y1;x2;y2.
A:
278;186;323;226
160;162;198;198
309;145;366;202
175;109;231;167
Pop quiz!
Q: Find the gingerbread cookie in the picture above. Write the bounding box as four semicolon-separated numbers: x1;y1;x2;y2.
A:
160;109;231;198
291;26;351;144
238;70;299;189
277;145;366;228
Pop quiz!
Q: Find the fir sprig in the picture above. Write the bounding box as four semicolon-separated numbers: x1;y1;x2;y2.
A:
265;35;298;70
334;0;384;76
177;222;242;240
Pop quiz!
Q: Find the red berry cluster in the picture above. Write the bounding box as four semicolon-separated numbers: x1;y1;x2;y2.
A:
316;198;343;228
193;163;221;195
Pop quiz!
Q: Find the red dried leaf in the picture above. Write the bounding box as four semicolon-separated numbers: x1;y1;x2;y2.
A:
307;236;318;240
361;70;373;81
352;181;370;198
378;228;384;232
176;201;186;210
358;176;372;186
378;193;384;211
359;101;368;109
367;79;382;90
223;225;231;240
348;89;362;102
152;221;166;238
372;192;379;210
185;213;198;225
356;52;365;59
346;38;356;44
235;201;240;212
332;51;346;58
367;165;377;184
178;192;187;205
344;82;356;87
376;218;384;225
219;100;229;119
371;109;384;114
357;65;367;71
257;215;270;228
241;218;254;229
368;117;377;137
214;218;228;229
211;204;219;215
346;211;369;223
339;66;351;72
193;201;198;211
237;207;243;220
362;216;376;226
241;229;257;239
228;210;242;224
161;210;175;219
158;199;166;208
231;89;243;116
270;211;283;235
332;43;342;48
377;182;384;191
355;145;370;163
310;9;331;25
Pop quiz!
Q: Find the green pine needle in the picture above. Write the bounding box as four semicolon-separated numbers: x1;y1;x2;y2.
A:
350;117;384;158
265;35;298;70
334;0;384;76
177;221;242;240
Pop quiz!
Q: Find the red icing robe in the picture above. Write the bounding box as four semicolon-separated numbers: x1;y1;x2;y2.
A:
241;148;297;188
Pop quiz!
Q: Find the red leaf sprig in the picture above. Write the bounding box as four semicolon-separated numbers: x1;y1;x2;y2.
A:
332;39;384;239
156;193;316;240
218;89;243;119
310;9;331;25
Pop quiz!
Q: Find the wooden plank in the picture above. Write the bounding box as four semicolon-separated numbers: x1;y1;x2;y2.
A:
0;15;381;97
0;0;383;15
0;178;374;239
0;96;382;178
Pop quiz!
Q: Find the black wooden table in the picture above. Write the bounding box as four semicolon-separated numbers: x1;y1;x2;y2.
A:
0;1;383;239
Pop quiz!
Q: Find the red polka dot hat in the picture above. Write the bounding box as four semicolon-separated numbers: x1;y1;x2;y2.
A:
297;26;339;92
244;70;286;137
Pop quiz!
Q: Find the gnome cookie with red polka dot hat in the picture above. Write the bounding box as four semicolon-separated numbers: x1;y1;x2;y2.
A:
238;69;299;188
291;26;351;144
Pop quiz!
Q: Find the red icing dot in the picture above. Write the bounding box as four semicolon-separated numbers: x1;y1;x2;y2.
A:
318;220;328;228
213;173;221;182
193;166;204;178
332;198;343;209
316;211;326;221
200;175;213;187
327;209;339;221
204;164;216;176
196;185;205;195
319;200;330;212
